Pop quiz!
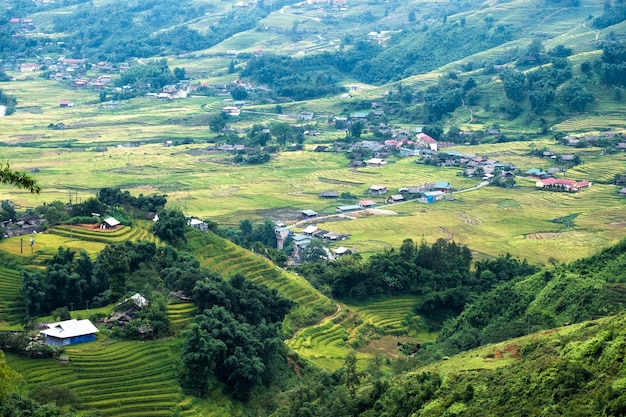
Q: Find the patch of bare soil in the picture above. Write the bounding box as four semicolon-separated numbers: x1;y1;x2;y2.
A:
504;344;520;358
358;335;419;359
65;224;122;232
526;233;563;239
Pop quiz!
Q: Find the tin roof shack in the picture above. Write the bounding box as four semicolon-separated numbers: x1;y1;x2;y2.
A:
40;319;99;346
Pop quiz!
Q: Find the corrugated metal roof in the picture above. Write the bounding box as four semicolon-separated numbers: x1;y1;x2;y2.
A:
40;319;99;339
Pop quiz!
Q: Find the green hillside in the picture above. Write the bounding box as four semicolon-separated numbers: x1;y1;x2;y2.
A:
2;0;626;415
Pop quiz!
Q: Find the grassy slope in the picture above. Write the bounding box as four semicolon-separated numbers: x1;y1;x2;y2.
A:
376;314;626;416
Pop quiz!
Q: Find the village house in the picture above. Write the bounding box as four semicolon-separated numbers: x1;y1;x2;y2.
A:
524;168;549;179
311;145;328;152
620;187;626;197
223;106;241;116
20;63;40;72
535;178;591;192
99;217;120;230
291;234;312;260
365;157;386;167
302;225;319;236
40;319;99;346
415;133;438;152
189;218;208;232
420;191;445;203
358;200;377;209
299;111;314;120
399;147;420;157
387;194;405;204
433;181;452;193
332;246;352;257
369;184;387;195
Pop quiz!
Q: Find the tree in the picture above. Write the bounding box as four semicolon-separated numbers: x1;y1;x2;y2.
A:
348;121;365;139
231;85;248;100
301;239;328;263
209;114;227;133
559;79;594;112
152;209;189;244
500;69;526;102
181;323;224;397
0;351;18;401
0;162;40;193
173;67;186;80
343;351;361;397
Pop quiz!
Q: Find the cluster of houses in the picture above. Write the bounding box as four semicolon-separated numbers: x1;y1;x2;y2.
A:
275;223;350;262
557;132;622;147
1;215;46;238
8;17;36;39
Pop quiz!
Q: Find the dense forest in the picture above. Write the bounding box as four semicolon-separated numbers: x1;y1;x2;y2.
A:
298;238;538;323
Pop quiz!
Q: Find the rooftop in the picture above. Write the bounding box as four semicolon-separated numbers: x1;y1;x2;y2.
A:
40;319;99;339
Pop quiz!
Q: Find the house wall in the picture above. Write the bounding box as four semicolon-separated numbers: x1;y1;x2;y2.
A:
44;333;96;346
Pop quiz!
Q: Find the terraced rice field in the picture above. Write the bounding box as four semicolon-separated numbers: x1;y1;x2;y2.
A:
187;233;335;334
7;339;183;417
0;267;24;327
167;302;196;331
50;223;160;246
286;296;424;370
347;296;422;340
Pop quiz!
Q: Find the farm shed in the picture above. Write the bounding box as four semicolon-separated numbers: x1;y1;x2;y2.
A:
302;225;319;235
320;190;339;198
387;194;405;203
365;158;387;167
337;205;361;213
369;185;387;195
300;209;318;218
40;319;99;346
359;200;377;209
99;217;120;229
333;246;352;257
